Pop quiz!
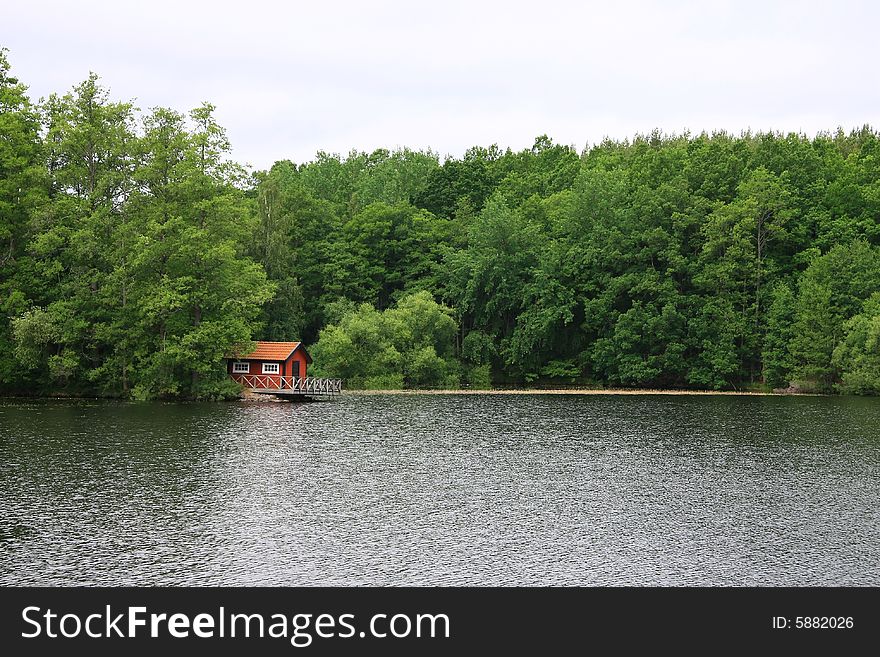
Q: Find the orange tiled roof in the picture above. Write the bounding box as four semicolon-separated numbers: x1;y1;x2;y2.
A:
240;341;301;361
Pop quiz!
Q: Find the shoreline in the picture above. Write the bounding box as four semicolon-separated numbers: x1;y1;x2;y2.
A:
0;388;824;402
344;388;819;397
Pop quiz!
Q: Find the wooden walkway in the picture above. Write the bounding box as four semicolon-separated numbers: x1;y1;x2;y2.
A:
236;375;343;398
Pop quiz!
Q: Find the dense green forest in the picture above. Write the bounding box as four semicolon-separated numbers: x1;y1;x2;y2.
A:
2;49;879;398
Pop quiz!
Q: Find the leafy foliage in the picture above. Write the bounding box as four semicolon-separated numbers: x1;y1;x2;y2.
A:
2;47;880;395
311;292;458;388
1;55;271;399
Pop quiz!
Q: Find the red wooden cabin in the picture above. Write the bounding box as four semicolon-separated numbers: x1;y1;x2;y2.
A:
227;341;312;389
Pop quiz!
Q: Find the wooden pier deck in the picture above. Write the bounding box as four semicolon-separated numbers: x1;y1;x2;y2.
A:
236;375;343;398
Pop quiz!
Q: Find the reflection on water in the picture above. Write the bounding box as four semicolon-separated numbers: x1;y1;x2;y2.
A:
1;394;878;585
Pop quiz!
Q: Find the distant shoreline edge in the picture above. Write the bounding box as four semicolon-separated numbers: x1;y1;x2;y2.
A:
344;388;823;396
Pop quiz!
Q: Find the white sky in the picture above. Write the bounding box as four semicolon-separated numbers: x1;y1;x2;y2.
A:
4;0;879;170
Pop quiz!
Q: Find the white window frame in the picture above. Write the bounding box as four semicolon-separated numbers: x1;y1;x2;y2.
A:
232;361;250;374
262;362;280;374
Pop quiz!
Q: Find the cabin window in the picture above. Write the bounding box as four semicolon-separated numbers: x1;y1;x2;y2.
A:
232;362;249;374
262;362;280;374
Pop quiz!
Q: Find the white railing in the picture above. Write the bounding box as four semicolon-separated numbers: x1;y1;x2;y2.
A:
235;374;343;396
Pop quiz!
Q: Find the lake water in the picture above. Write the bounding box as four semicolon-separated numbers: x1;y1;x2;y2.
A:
1;393;878;586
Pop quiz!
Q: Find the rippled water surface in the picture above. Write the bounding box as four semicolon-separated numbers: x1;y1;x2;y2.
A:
1;394;878;585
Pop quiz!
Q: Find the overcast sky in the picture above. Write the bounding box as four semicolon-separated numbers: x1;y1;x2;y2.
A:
4;0;879;170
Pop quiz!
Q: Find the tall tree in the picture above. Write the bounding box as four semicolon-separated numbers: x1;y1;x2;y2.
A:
0;48;46;387
16;74;136;391
695;167;796;382
789;241;880;390
125;104;274;398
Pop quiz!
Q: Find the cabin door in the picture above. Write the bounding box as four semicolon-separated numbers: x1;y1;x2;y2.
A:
291;361;300;379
